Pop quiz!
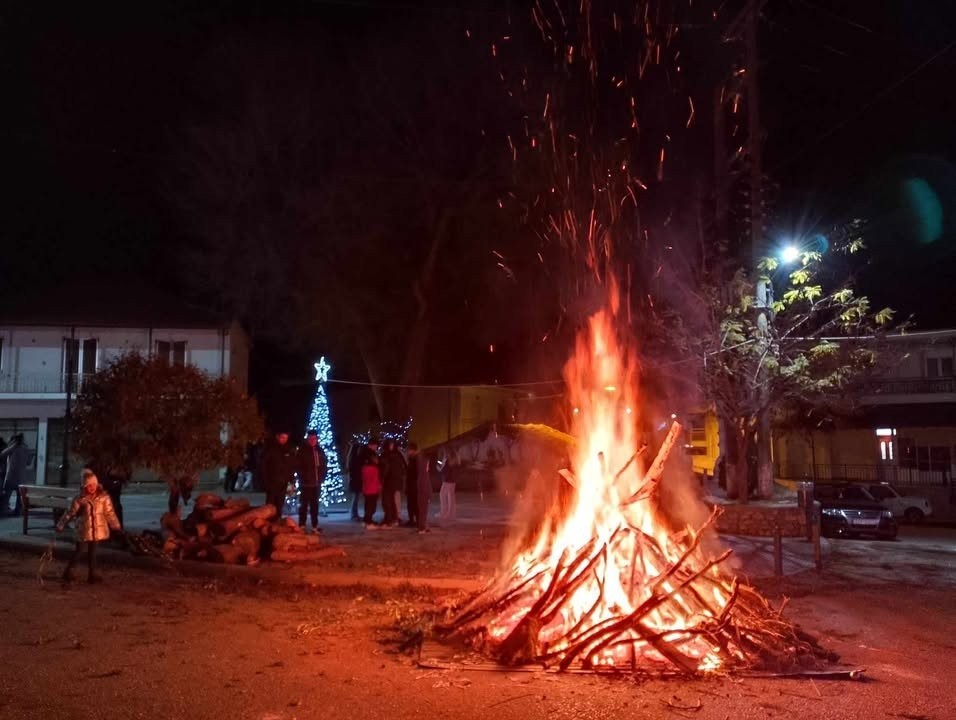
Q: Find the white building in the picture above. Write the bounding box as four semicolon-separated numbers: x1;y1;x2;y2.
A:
0;301;249;485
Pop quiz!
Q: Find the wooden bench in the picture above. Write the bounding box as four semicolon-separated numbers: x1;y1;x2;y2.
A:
17;485;75;535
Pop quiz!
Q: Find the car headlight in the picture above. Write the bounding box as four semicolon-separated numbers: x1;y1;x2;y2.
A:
822;508;844;518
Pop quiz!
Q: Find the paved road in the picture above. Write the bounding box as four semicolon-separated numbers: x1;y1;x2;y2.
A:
5;491;954;585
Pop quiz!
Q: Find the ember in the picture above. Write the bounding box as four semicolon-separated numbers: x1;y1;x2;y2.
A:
438;291;834;675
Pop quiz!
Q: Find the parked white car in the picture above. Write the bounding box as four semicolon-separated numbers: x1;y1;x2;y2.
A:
865;483;933;523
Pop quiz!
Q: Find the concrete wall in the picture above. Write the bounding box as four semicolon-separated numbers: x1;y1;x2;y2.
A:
0;324;246;384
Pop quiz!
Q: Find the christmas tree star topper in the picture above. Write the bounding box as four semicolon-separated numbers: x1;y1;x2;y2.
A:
314;357;331;383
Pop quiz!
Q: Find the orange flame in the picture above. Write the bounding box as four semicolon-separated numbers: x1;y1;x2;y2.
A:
487;294;732;671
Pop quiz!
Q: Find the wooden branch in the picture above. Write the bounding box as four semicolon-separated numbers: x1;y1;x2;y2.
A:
621;422;682;506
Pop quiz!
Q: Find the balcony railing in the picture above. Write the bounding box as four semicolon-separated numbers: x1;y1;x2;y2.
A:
868;377;956;395
777;462;951;487
0;372;95;394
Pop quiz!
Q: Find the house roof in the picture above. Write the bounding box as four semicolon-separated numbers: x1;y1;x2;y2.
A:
424;421;574;454
0;285;232;330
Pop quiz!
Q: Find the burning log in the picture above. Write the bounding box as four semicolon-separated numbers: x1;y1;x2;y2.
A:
435;305;835;676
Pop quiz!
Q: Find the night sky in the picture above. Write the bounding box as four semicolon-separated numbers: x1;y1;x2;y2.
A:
3;1;955;401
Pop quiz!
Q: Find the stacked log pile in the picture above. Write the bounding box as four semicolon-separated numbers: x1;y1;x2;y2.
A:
155;493;345;565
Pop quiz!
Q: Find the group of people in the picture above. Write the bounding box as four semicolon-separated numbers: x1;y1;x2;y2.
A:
46;429;461;584
348;437;456;532
259;429;328;533
233;430;459;535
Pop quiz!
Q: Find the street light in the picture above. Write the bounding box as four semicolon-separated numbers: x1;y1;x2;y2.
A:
779;244;800;264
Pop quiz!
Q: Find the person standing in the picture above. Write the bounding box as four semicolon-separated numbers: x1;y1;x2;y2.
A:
167;474;197;515
297;429;327;534
261;431;297;516
1;433;32;516
55;469;122;583
405;443;420;527
437;449;457;522
361;450;382;529
407;443;432;534
380;439;406;527
100;464;129;528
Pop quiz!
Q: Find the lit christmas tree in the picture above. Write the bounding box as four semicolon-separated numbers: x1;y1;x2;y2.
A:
306;357;347;507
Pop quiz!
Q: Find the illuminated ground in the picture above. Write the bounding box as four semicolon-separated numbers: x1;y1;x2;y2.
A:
0;511;954;719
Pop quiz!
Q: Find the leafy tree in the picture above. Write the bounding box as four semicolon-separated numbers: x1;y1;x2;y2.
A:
72;353;263;498
678;221;896;500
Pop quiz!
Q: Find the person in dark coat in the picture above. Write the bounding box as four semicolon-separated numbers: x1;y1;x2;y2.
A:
260;432;297;517
380;439;407;526
404;444;420;527
296;429;327;533
99;464;130;528
407;442;431;533
1;434;32;516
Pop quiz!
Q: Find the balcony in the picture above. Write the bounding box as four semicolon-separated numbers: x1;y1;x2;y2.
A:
870;377;956;395
0;372;94;394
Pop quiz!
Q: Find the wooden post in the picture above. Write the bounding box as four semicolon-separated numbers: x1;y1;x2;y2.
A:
21;489;29;535
812;500;822;571
773;525;783;578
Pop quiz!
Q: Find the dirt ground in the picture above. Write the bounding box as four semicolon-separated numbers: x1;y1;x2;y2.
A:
1;534;954;720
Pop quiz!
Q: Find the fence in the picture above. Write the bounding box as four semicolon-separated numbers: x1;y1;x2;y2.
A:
777;463;950;487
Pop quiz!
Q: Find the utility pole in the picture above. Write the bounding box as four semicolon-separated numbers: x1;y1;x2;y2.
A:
745;0;775;500
718;0;771;500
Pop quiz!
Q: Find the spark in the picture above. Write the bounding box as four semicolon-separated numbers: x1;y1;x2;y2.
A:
686;96;695;128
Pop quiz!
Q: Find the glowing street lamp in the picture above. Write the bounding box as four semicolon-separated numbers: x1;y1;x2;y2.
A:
779;244;800;264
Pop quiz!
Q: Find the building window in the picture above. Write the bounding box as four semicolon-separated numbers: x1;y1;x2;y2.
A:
63;338;98;376
917;446;951;473
875;428;897;462
688;415;707;444
156;340;187;366
925;356;954;378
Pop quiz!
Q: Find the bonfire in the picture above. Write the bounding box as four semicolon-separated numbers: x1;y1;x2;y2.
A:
437;295;834;675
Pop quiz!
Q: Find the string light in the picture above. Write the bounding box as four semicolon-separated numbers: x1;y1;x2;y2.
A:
352;417;414;448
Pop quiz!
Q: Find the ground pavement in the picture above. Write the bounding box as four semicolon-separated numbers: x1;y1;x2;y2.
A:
2;491;956;719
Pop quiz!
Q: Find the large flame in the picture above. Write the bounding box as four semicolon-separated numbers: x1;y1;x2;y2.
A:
486;303;732;672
